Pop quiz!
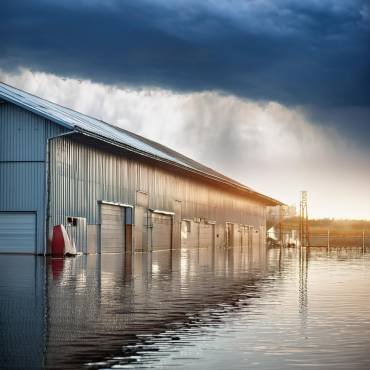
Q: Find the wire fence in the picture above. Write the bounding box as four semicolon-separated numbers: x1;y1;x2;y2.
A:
267;230;370;249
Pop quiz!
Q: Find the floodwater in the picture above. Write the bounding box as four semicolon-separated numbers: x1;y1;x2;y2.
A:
1;247;369;370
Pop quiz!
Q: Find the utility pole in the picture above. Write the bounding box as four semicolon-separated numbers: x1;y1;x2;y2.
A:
299;191;310;248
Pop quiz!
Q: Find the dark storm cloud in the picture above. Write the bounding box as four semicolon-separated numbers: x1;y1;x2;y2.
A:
1;0;369;107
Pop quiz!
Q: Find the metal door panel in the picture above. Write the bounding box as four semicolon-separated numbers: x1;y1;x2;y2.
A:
151;213;172;251
199;223;214;248
0;212;36;253
100;204;125;253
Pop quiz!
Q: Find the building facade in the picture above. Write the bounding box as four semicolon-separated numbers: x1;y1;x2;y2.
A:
0;83;281;255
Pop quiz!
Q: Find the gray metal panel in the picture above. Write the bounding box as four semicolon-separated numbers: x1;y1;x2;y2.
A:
134;205;149;252
48;137;267;251
151;213;172;251
87;224;98;254
0;103;45;161
100;204;125;253
199;223;214;248
0;102;68;254
0;212;36;253
0;162;44;253
0;102;66;161
0;162;44;210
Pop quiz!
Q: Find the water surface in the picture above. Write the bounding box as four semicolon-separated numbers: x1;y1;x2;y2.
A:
0;247;369;369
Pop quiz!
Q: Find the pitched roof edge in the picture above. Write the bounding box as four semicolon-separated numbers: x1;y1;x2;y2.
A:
0;82;282;206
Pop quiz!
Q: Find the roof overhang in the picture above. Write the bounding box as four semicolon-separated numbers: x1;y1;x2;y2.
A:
55;128;283;207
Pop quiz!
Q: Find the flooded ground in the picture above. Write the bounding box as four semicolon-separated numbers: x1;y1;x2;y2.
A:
1;247;369;369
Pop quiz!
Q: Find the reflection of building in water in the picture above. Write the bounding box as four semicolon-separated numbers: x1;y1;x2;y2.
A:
298;248;309;336
0;247;271;369
0;256;45;370
0;83;281;256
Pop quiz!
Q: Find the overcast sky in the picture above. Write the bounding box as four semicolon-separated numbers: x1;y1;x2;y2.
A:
1;0;369;219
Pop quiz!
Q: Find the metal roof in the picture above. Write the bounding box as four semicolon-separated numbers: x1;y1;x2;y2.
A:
0;82;281;205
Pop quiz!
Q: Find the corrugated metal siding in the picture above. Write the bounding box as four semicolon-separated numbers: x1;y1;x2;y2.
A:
0;102;67;254
0;212;36;253
0;83;197;168
0;103;66;161
100;204;125;253
0;161;44;253
0;162;45;209
0;83;281;207
151;213;172;251
49;137;266;236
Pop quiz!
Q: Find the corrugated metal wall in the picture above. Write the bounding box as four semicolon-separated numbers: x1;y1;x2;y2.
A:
49;136;266;251
0;102;67;253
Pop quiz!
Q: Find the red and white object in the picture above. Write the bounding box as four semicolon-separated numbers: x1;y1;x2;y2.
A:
51;224;77;256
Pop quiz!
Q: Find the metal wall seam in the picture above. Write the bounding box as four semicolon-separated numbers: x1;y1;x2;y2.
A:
48;136;265;234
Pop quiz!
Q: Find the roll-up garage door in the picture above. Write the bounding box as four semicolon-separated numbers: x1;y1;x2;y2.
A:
199;223;214;248
240;226;249;247
0;212;36;253
100;204;125;253
252;229;260;250
151;213;172;251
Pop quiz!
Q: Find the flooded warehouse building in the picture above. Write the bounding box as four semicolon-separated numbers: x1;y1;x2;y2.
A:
0;83;281;255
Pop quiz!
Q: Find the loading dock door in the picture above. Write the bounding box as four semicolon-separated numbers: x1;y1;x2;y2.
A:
151;213;172;251
199;223;214;248
0;212;36;253
240;226;249;247
100;204;125;253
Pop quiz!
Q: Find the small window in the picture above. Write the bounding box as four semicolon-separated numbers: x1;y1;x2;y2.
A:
67;217;77;226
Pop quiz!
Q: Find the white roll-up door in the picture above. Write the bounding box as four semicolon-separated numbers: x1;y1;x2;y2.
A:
240;226;249;247
199;223;214;248
151;213;172;251
0;212;36;253
100;204;125;253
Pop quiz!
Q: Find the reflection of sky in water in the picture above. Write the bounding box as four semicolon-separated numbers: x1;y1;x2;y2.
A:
0;248;369;369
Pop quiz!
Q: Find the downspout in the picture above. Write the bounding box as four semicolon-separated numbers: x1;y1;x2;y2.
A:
44;130;77;255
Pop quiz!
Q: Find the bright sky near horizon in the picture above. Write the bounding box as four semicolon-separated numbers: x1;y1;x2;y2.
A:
1;1;369;219
2;69;368;220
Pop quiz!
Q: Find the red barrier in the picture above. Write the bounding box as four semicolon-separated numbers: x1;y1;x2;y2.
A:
51;225;65;257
